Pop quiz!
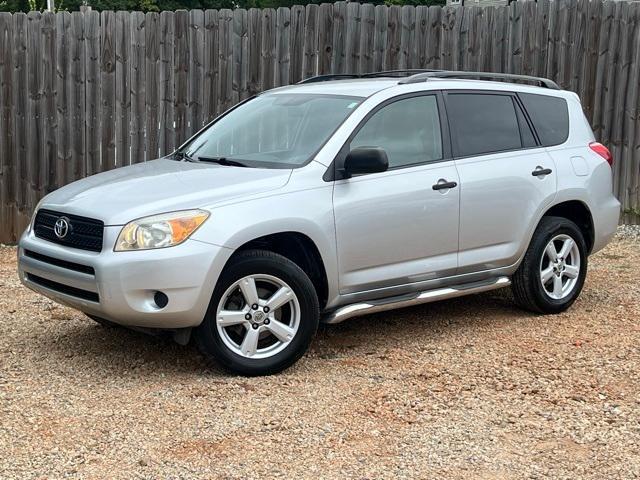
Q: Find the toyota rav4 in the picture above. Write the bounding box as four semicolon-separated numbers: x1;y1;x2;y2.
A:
18;70;620;376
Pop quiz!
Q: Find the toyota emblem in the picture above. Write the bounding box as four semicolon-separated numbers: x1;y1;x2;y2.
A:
54;217;70;239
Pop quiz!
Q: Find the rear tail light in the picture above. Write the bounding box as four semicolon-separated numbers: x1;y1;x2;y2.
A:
589;142;614;167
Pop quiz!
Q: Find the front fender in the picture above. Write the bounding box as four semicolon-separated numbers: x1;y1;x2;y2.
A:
191;185;340;307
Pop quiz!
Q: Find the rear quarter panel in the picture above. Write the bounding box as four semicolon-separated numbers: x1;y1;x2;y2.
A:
546;95;620;254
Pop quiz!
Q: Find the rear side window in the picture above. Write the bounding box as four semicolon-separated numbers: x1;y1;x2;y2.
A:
446;93;523;157
519;93;569;146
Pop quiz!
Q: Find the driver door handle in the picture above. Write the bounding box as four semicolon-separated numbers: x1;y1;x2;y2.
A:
532;166;553;177
432;180;458;191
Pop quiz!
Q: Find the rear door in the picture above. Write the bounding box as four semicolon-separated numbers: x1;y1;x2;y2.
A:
445;91;557;273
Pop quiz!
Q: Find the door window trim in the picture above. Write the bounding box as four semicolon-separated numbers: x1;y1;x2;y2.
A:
323;91;453;181
443;89;543;161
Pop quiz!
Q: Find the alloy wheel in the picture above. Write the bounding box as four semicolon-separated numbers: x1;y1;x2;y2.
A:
539;234;581;300
216;274;301;359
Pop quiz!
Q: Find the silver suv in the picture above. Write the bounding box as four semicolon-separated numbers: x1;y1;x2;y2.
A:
18;71;620;375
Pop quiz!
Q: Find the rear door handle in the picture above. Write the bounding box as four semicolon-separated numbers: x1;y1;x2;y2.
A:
432;180;458;191
532;167;553;177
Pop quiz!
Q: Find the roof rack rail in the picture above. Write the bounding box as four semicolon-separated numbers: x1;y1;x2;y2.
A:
398;71;560;90
298;74;363;84
298;69;445;84
360;69;444;78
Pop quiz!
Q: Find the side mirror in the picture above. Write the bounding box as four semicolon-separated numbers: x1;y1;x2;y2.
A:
343;147;389;177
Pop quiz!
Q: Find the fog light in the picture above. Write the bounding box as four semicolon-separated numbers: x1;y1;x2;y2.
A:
154;291;168;309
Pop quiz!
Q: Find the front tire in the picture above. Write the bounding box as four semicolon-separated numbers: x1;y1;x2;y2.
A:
195;249;319;376
512;216;588;314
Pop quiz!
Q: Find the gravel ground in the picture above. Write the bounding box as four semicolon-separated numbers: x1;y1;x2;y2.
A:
1;229;639;479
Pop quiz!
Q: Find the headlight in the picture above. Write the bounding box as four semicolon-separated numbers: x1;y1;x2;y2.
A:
115;209;209;251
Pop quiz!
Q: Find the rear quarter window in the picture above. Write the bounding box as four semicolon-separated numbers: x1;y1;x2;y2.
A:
519;93;570;146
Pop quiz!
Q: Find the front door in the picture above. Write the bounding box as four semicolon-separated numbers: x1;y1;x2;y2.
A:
332;93;460;295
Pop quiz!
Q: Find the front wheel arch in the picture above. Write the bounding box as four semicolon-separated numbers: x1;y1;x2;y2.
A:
227;231;329;310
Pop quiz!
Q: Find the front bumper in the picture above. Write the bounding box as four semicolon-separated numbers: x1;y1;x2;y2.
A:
17;227;233;328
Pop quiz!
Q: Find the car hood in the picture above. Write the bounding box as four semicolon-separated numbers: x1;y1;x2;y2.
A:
40;158;293;225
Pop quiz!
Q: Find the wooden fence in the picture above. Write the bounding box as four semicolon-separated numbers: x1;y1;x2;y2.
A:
1;0;640;243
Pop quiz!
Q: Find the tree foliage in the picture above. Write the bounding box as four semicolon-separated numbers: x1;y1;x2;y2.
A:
1;0;445;14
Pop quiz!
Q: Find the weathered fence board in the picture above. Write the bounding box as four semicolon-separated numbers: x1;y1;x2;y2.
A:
0;13;14;237
130;11;145;164
13;13;27;225
85;10;101;176
26;11;41;215
303;4;318;78
248;8;262;96
42;12;57;194
1;0;640;243
188;9;204;138
145;12;160;161
159;11;174;154
55;12;70;186
318;3;333;75
100;10;116;173
218;9;233;112
115;10;131;168
173;9;188;146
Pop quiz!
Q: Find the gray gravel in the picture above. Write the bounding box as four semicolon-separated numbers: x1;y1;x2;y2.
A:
616;223;640;240
1;229;639;479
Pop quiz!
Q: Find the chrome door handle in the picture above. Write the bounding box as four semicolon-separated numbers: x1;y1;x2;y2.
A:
432;179;458;191
532;166;553;177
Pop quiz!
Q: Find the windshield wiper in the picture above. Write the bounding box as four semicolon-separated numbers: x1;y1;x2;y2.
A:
173;151;249;167
172;151;197;162
197;156;249;168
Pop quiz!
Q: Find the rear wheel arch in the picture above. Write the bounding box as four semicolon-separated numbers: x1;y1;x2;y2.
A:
541;200;594;254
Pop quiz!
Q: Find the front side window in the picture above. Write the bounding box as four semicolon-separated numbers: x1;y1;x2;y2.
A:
350;95;443;169
447;93;523;157
182;93;363;168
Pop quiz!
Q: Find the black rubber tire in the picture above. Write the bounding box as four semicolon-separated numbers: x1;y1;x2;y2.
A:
512;216;588;314
195;249;319;376
86;314;120;328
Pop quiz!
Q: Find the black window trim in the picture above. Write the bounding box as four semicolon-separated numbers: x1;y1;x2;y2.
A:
513;95;538;147
323;91;453;182
443;89;546;161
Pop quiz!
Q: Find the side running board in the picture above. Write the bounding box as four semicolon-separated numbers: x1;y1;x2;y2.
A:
322;276;511;324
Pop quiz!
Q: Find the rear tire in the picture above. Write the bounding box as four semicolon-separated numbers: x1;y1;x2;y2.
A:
195;249;319;376
512;216;587;314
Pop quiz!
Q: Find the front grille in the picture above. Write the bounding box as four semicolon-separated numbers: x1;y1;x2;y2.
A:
34;209;104;252
26;273;100;303
24;249;95;275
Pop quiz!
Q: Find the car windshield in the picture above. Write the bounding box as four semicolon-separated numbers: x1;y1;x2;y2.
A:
180;93;363;168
